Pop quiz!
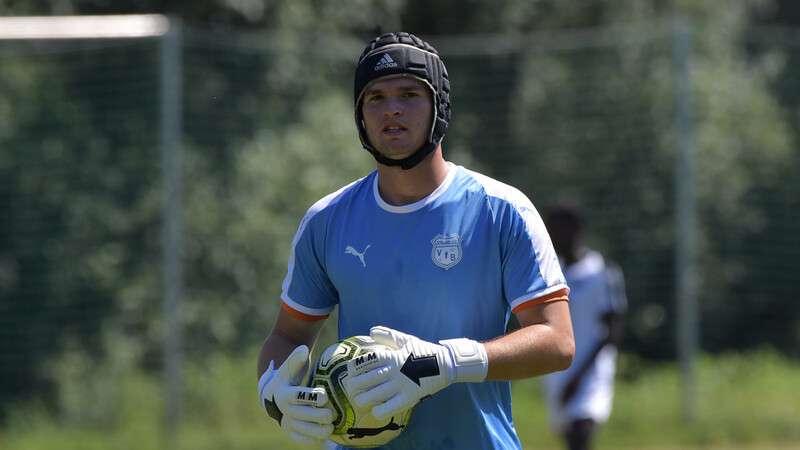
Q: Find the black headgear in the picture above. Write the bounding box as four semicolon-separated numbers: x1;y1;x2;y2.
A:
354;32;451;170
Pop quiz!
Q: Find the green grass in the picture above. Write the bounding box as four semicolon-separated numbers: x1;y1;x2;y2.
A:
513;349;800;450
1;349;799;450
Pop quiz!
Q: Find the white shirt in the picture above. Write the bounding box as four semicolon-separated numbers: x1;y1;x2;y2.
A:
543;250;627;431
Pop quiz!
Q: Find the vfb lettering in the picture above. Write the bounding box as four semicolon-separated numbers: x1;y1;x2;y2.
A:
431;233;463;270
436;246;458;262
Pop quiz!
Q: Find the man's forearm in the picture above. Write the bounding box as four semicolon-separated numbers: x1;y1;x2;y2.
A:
484;321;574;380
258;331;309;378
257;308;326;378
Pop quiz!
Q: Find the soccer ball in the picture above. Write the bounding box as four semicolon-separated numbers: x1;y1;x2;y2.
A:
306;335;414;448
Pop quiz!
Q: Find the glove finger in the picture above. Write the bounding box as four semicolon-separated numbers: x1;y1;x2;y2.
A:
285;423;332;445
352;378;398;409
343;362;392;396
372;394;415;421
346;350;392;378
279;345;310;385
370;326;415;350
277;386;329;408
283;403;335;425
284;416;335;440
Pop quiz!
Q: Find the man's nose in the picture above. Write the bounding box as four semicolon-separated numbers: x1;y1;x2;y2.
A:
383;96;402;116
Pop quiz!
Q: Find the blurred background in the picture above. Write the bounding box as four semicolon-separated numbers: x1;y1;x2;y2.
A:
1;1;799;449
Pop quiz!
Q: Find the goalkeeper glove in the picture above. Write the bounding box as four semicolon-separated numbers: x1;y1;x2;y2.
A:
258;345;334;446
343;326;489;420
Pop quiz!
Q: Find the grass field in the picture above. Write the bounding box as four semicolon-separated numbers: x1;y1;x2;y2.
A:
1;349;798;450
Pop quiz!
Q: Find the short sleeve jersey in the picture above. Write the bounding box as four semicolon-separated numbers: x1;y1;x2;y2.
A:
543;250;627;431
281;163;568;449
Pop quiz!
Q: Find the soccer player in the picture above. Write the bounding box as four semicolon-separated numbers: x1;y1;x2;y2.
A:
542;202;627;450
257;32;575;449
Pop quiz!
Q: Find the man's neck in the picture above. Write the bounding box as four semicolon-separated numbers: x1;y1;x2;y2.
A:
376;147;449;206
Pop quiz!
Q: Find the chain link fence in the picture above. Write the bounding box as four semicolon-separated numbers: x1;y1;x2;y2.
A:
1;16;799;428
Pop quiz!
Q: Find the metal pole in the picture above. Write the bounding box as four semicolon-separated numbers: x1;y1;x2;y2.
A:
161;15;184;437
672;16;698;423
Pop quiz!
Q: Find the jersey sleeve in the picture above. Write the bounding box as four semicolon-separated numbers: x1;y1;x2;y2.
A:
500;196;569;312
280;210;338;321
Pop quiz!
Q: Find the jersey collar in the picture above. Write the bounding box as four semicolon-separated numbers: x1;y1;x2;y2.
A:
373;162;458;214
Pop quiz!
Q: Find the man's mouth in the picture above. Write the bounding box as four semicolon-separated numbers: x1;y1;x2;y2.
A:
383;122;407;133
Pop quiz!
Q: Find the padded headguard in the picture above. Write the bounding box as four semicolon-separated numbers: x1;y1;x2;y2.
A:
354;32;451;170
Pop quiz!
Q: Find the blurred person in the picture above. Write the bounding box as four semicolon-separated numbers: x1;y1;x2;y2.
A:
542;201;627;450
256;32;575;449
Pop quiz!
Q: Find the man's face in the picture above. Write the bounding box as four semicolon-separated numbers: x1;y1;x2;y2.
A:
361;76;434;161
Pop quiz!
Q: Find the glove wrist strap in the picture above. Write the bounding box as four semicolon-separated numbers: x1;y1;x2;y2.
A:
440;338;488;383
258;361;284;423
258;362;275;401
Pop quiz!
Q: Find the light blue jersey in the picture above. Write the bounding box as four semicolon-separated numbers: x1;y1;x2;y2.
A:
281;163;567;449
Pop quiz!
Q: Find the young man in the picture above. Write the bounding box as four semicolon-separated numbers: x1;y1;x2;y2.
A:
257;32;575;449
542;202;627;450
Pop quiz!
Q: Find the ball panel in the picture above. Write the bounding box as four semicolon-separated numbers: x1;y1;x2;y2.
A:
306;336;414;448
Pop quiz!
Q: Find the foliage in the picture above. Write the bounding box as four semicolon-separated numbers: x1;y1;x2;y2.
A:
0;40;163;410
181;86;373;355
2;0;800;418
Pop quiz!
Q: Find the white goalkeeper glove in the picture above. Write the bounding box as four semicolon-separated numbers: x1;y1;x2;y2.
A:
258;345;334;446
343;326;489;420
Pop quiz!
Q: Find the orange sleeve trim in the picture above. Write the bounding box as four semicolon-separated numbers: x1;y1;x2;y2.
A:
281;301;330;322
512;288;569;314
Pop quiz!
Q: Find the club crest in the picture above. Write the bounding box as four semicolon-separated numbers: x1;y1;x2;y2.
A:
431;234;463;270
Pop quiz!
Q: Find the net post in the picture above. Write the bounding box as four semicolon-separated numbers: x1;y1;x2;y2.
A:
160;14;184;438
672;16;699;424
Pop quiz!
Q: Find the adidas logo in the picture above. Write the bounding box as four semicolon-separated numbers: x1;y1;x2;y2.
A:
374;54;398;71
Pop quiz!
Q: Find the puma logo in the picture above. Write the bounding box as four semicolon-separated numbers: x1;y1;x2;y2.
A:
347;417;404;439
345;245;370;267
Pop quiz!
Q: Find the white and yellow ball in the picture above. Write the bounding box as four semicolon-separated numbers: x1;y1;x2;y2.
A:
306;336;413;448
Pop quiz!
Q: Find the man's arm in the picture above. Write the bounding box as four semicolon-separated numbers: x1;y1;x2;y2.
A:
560;311;625;403
256;306;334;446
257;307;327;378
343;296;574;420
561;263;627;403
484;298;575;380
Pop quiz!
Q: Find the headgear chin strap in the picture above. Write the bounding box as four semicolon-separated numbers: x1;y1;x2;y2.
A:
354;32;451;170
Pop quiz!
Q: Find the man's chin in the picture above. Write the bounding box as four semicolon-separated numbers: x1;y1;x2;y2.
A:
376;148;418;162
